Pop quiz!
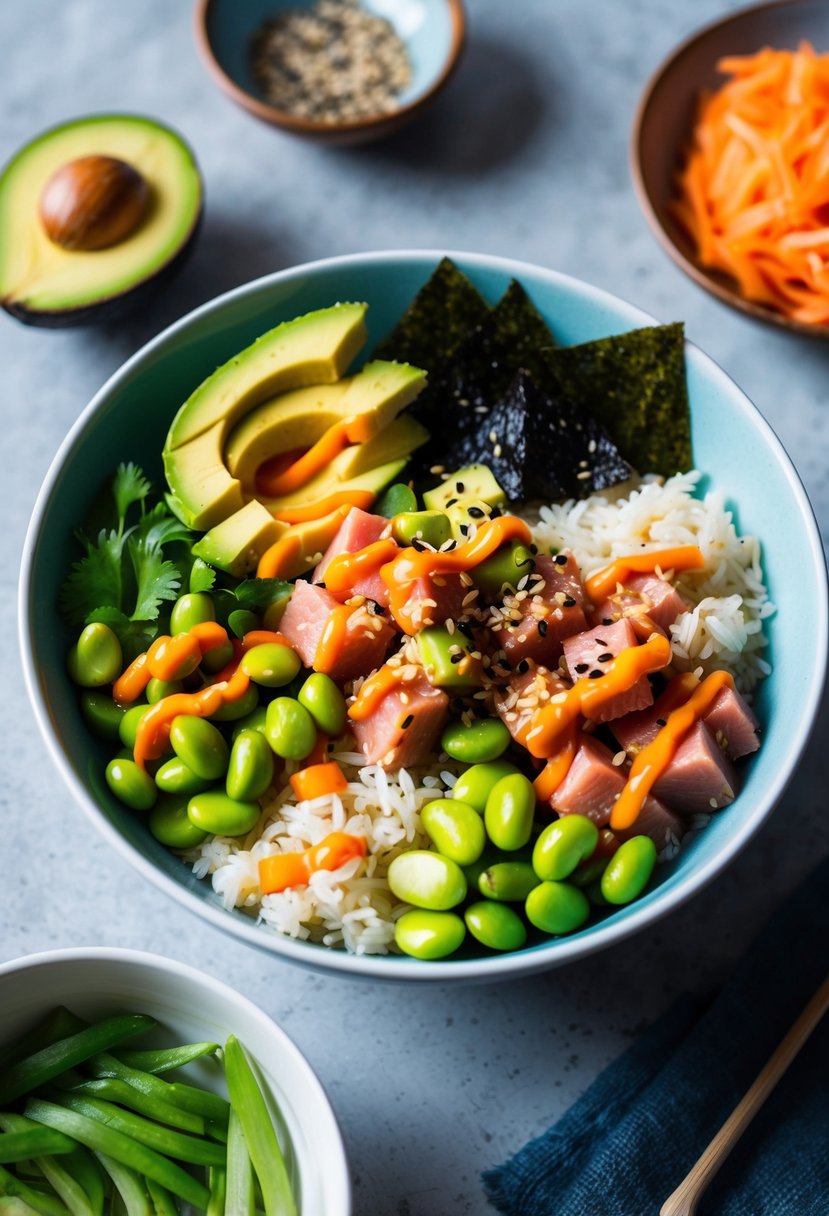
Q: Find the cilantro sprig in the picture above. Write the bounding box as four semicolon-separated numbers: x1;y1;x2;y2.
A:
59;463;191;658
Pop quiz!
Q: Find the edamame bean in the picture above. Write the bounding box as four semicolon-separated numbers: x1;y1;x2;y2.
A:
170;716;229;780
187;790;260;837
240;643;300;688
230;707;268;741
600;836;656;905
532;815;599;881
484;773;536;851
118;704;153;750
465;902;527;952
387;851;467;910
211;684;259;722
421;799;485;866
525;881;590;935
146;677;184;704
376;482;417;518
155;757;213;796
149;796;208;849
451;760;519;813
226;729;274;802
392;510;451;550
170;593;215;636
394;910;466;960
478;861;539;903
298;673;347;737
80;690;126;741
265;698;317;761
67;623;122;688
105;757;157;812
228;609;259;639
202;642;234;674
441;718;510;764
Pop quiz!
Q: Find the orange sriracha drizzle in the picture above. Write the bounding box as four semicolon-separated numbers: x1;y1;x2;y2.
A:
348;662;404;722
523;633;673;759
584;546;705;603
322;539;400;595
313;604;353;673
256;504;352;578
272;491;376;525
258;831;367;894
113;622;229;705
532;722;579;801
255;420;354;498
610;670;735;830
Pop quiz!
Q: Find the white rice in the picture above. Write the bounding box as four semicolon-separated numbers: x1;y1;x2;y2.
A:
188;470;774;952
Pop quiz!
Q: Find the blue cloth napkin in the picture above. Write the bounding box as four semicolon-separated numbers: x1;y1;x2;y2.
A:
483;858;829;1216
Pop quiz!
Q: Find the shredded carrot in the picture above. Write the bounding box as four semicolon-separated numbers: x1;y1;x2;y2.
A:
289;761;348;802
258;831;367;894
672;42;829;325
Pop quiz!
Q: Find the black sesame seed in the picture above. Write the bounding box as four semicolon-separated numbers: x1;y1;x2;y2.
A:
516;658;530;674
450;652;465;664
563;596;577;608
594;638;607;646
456;481;465;493
537;620;548;637
445;498;458;508
589;669;604;679
574;663;589;674
554;554;568;566
400;714;414;729
468;506;485;519
602;618;613;626
456;621;473;638
459;524;469;537
411;538;428;552
597;652;613;663
529;544;538;555
656;718;667;727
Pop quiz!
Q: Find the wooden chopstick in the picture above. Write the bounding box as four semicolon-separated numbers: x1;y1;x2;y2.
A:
660;971;829;1216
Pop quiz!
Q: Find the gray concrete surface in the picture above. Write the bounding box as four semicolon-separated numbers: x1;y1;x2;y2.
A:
1;2;827;1213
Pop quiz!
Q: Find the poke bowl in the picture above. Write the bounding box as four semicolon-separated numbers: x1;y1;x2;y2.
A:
0;946;350;1213
19;249;828;980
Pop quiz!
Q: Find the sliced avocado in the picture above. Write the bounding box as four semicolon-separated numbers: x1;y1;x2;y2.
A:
0;114;202;327
225;359;426;489
424;464;507;540
261;458;409;520
259;416;427;516
166;303;368;451
164;422;244;530
191;500;286;577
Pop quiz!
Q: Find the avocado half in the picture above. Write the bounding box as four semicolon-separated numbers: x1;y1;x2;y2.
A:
0;114;202;327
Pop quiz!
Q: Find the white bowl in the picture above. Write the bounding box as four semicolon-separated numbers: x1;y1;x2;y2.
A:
0;947;351;1215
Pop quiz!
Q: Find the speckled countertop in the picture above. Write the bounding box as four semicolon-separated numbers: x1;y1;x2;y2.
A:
2;2;828;1213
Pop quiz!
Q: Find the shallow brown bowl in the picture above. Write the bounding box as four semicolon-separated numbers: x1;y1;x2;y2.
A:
631;0;829;339
193;0;466;146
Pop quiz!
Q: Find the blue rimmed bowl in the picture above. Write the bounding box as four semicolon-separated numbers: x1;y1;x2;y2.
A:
193;0;466;144
19;250;828;981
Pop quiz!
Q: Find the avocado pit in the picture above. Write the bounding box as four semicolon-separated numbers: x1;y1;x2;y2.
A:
39;154;150;252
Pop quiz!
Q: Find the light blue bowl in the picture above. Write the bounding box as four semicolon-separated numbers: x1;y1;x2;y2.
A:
19;251;828;981
194;0;466;143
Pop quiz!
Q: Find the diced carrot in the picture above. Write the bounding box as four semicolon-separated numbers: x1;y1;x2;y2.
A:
258;852;310;894
289;761;347;802
257;831;366;894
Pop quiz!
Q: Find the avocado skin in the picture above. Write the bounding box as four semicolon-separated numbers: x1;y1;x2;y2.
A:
1;208;203;329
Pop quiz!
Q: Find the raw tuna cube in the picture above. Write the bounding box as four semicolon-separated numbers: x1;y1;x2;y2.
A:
549;735;627;825
592;573;689;639
563;620;653;722
495;553;588;669
652;721;737;813
704;684;760;759
395;574;469;633
615;799;685;853
279;579;395;683
494;666;569;746
313;508;393;608
351;672;449;769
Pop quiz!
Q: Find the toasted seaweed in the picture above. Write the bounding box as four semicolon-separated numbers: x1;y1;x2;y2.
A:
472;371;632;502
538;323;692;476
373;257;490;371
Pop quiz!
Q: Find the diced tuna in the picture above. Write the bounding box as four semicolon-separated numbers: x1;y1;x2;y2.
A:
704;683;760;759
652;721;737;813
394;574;468;633
615;799;685;853
494;553;589;669
278;579;395;683
592;574;689;639
494;666;569;746
563;620;653;722
351;672;449;769
313;508;392;608
549;735;627;825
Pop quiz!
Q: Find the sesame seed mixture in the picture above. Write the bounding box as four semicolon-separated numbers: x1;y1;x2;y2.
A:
251;0;412;123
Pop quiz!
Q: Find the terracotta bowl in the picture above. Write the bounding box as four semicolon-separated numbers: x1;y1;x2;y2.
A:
193;0;466;145
631;0;829;338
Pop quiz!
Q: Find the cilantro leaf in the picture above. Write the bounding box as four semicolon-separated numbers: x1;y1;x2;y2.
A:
189;558;217;594
59;530;126;625
127;535;181;621
135;502;195;549
113;462;152;526
233;578;293;611
85;606;157;662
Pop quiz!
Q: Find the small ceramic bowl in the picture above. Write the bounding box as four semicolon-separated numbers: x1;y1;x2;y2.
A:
20;249;828;982
631;0;829;338
193;0;466;144
0;947;351;1214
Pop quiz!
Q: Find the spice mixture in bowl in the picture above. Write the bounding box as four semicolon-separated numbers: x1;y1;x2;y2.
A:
20;250;827;981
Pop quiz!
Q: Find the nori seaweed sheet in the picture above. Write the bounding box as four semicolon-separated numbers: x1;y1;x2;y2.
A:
413;279;560;466
538;323;692;477
473;370;632;502
373;257;490;371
